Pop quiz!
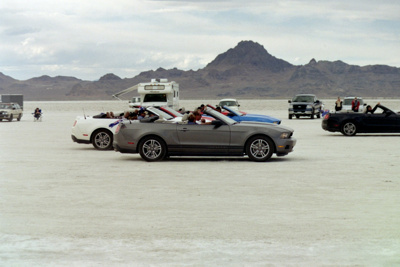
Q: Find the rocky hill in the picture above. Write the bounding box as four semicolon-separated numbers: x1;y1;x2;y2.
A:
1;40;399;100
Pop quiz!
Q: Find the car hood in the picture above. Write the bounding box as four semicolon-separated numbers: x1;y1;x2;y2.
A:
242;113;281;121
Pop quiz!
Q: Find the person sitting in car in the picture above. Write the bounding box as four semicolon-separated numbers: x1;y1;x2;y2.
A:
187;114;197;124
364;102;380;114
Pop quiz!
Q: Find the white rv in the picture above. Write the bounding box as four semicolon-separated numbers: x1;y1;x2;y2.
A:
113;79;180;110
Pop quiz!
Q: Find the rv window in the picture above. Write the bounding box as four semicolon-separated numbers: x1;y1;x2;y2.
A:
143;94;167;102
144;85;165;90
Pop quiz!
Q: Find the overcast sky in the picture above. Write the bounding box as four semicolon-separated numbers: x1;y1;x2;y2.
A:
1;0;399;81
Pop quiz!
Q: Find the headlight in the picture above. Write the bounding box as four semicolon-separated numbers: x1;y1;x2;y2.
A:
306;104;312;109
280;132;292;139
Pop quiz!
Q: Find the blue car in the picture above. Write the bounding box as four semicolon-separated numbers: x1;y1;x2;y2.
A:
216;105;281;124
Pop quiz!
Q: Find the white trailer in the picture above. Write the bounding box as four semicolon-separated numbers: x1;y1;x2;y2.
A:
112;79;179;110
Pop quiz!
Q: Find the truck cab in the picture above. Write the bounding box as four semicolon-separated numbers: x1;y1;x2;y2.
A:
288;94;322;119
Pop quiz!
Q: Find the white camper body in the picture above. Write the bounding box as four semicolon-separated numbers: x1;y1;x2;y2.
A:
138;79;179;110
113;79;179;110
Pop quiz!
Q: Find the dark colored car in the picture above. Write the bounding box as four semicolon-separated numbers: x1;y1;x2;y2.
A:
322;104;400;136
113;107;296;162
288;94;322;119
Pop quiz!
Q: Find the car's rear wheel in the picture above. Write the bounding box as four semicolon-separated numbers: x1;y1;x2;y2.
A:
139;136;167;162
341;121;357;136
8;114;13;122
246;135;274;162
92;129;113;150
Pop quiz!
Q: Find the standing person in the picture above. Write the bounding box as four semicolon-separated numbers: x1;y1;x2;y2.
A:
351;97;360;112
335;97;342;112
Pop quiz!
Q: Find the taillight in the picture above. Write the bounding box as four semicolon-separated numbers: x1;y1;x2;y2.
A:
323;113;330;120
73;120;77;127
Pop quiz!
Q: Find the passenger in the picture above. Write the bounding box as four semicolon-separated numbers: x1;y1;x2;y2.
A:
178;107;186;114
193;111;203;124
351;97;360;112
193;110;212;124
187;114;197;124
216;107;222;113
335;97;342;111
364;102;380;114
105;112;112;118
110;112;115;118
137;110;144;119
200;104;205;113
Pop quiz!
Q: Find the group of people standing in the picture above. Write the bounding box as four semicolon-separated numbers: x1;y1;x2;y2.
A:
335;97;380;114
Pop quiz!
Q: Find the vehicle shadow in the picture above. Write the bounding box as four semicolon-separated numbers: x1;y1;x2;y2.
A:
118;155;294;163
321;133;400;137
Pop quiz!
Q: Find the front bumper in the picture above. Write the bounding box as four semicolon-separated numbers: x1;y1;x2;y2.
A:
275;138;297;156
288;108;313;115
71;135;91;144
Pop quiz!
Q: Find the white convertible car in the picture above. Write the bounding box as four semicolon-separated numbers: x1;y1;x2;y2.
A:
71;107;178;150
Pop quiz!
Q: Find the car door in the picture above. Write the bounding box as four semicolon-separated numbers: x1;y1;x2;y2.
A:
176;123;231;155
362;113;398;133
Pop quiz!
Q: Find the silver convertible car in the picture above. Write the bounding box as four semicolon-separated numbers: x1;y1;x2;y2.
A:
113;107;296;162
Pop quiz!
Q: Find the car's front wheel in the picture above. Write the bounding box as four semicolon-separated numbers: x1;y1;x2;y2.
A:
341;121;357;136
139;136;167;162
8;114;13;122
246;135;274;162
92;129;113;150
17;114;22;121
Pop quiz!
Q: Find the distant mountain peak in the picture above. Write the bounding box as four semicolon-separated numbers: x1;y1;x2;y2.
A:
205;40;293;72
99;73;121;81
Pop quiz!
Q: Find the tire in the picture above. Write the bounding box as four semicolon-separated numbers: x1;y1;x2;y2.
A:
317;110;321;119
92;129;113;150
246;135;274;162
8;114;13;122
341;121;357;136
17;114;22;121
139;136;167;162
310;109;314;119
288;114;292;119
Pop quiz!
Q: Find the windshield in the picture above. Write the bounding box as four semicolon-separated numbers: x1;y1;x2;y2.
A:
206;108;237;125
143;94;167;103
146;107;173;120
222;106;241;116
219;100;238;107
0;103;11;109
292;96;315;102
160;106;182;117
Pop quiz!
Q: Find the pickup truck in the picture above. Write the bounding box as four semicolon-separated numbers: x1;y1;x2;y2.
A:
288;94;322;119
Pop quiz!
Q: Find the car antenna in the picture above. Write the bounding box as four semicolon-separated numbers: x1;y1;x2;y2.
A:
83;108;86;119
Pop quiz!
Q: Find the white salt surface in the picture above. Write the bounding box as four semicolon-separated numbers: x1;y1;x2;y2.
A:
1;99;400;266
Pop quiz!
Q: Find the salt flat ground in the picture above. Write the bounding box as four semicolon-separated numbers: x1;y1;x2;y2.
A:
1;99;399;266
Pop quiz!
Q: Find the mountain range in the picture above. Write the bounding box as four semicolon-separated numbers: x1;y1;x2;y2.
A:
1;40;399;100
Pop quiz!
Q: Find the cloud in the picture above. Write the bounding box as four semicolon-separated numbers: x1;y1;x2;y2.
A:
0;0;399;80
